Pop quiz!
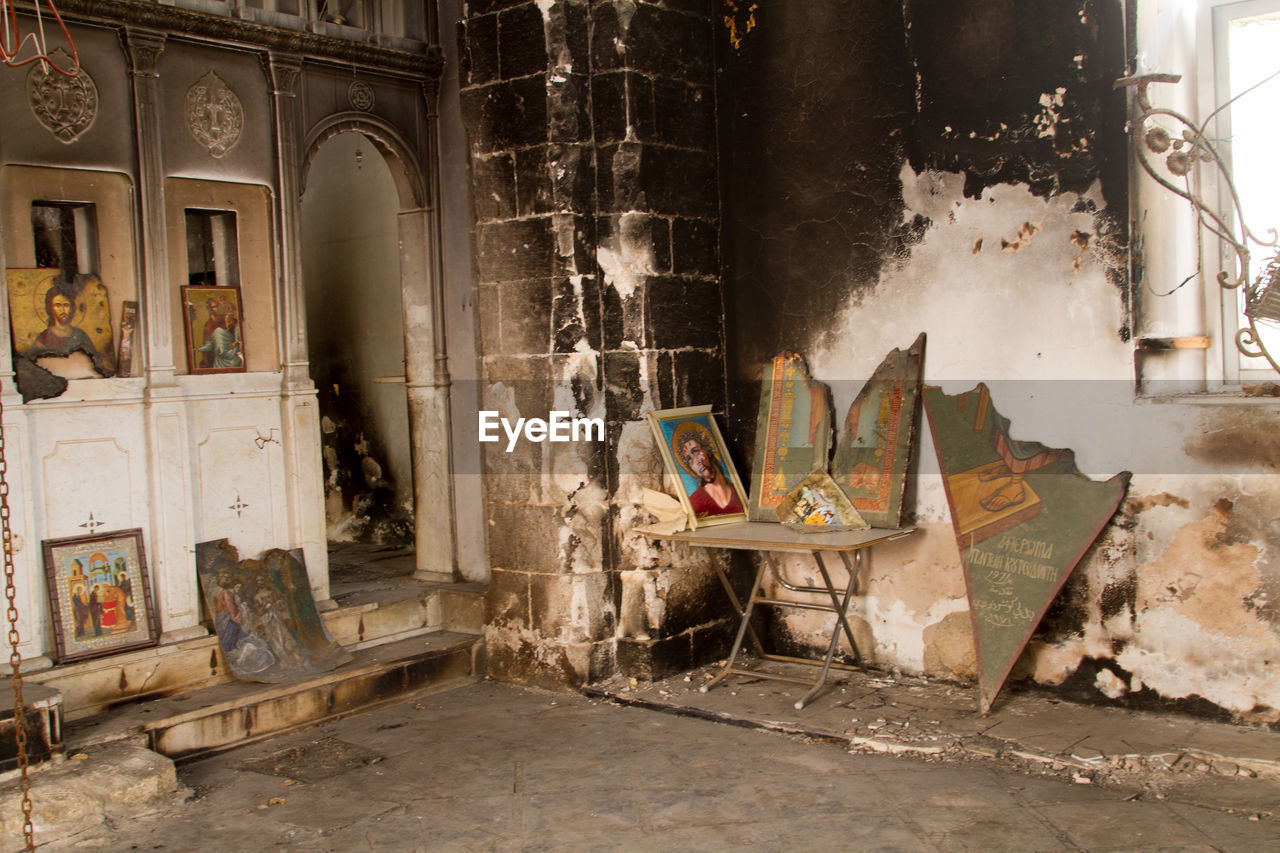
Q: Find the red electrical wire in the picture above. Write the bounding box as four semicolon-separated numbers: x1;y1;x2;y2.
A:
0;0;80;77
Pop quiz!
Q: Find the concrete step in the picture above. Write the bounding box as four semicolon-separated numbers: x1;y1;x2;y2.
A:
64;631;484;761
2;631;482;851
24;579;485;724
327;580;487;648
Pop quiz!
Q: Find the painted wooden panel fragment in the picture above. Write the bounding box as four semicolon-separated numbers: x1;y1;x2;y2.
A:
196;539;352;683
923;384;1129;715
776;469;868;531
831;333;925;528
747;352;833;522
7;268;116;376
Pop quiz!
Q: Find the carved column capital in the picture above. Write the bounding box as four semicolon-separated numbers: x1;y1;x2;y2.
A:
267;52;302;97
122;27;166;77
422;76;448;119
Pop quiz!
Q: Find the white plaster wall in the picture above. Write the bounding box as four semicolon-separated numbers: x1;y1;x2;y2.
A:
186;380;291;558
1;371;306;665
805;163;1280;719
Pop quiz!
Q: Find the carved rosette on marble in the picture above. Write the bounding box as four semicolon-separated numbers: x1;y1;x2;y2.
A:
27;50;98;144
186;71;243;158
348;80;374;111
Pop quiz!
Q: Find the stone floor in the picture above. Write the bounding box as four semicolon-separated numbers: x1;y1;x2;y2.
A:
588;658;1280;816
33;679;1280;852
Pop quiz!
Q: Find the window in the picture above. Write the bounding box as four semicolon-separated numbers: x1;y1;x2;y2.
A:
318;0;364;27
1209;0;1280;381
378;0;424;40
242;0;301;15
1130;0;1280;389
32;201;98;279
185;209;240;288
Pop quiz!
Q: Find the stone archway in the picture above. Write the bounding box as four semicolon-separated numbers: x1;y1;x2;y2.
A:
301;114;456;580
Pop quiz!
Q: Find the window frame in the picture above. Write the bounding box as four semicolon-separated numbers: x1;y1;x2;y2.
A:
1200;0;1280;385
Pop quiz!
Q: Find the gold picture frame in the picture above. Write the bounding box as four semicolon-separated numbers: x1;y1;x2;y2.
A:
181;284;245;374
648;405;748;529
42;528;158;664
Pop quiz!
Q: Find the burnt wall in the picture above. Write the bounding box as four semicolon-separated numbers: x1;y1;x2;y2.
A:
712;2;1280;724
718;2;916;395
460;0;734;688
905;0;1127;201
718;1;1128;440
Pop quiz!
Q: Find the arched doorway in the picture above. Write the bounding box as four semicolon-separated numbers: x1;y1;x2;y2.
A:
301;130;414;546
300;114;460;582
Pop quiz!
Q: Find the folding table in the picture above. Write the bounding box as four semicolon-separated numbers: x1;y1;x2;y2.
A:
642;521;915;709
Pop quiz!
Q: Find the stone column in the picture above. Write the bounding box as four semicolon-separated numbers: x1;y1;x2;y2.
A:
460;0;730;687
399;207;457;581
461;0;614;688
588;1;733;678
124;27;204;642
0;238;46;670
266;52;328;599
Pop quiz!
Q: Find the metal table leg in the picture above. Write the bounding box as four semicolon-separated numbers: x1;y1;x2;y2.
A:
795;549;863;709
701;557;769;694
710;560;767;658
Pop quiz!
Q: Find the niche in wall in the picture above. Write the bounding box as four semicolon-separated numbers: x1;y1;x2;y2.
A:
184;208;241;288
32;202;99;278
1;166;136;388
164;178;278;375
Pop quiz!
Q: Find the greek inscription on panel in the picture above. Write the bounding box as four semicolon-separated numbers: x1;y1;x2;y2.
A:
28;52;98;144
186;71;243;158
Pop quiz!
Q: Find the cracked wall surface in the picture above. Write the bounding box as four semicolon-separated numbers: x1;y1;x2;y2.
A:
456;0;1279;719
460;0;734;688
718;1;1280;721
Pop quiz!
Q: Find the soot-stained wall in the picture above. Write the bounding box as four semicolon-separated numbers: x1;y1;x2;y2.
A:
719;3;916;383
460;0;737;688
718;1;1280;722
455;0;1280;719
720;0;1128;414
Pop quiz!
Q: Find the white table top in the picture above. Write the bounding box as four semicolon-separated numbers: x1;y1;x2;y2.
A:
640;521;915;553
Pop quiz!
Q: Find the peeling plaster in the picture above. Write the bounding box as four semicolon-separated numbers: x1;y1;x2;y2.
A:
557;276;594;356
1034;88;1068;140
553;213;578;267
811;163;1129;387
613;419;675;585
597;210;656;301
560;481;607;574
999;220;1042;253
790;162;1280;719
619;571;649;639
922;611;976;678
643;572;667;632
569;573;593;643
550;352;602;499
1081;497;1280;720
1126;491;1191;514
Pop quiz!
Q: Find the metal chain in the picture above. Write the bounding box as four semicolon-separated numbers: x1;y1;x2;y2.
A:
1;388;35;851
